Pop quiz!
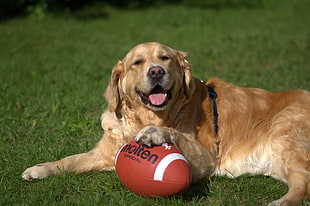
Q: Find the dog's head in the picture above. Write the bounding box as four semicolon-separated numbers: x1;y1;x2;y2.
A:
104;42;195;113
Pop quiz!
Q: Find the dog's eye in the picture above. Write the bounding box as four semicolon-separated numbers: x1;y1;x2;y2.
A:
160;56;170;61
133;60;143;66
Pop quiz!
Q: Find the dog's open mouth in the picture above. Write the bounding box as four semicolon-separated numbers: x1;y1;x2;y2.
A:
137;85;172;108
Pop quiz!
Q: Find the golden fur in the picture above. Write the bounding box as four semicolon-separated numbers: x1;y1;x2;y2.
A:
22;42;310;205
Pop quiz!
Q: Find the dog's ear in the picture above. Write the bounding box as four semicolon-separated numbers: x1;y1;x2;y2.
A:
174;50;195;98
104;61;124;112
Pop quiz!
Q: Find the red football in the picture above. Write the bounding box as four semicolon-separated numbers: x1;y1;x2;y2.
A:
115;141;191;197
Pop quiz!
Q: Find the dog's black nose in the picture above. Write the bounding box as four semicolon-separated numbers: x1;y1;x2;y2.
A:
148;66;165;79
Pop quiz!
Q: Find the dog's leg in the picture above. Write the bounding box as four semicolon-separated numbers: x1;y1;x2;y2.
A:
22;151;110;180
268;168;310;206
275;158;310;206
22;134;126;180
135;125;216;182
268;128;310;205
285;170;309;205
307;181;310;199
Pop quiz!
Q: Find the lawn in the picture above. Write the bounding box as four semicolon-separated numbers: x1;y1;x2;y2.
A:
0;0;309;205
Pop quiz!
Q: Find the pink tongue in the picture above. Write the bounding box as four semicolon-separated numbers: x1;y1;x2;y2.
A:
149;93;166;105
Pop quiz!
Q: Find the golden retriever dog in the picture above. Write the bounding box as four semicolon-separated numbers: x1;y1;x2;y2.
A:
22;42;310;205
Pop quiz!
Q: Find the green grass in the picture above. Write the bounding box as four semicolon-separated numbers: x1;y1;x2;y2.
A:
1;0;310;205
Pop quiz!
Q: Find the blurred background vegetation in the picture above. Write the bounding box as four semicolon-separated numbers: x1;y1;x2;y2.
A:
1;0;265;20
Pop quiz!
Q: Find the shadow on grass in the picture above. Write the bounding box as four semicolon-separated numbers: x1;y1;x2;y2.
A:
164;180;211;203
182;181;210;201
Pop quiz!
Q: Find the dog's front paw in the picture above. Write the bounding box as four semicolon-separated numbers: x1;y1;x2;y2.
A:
22;163;51;180
267;199;292;206
135;126;170;147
